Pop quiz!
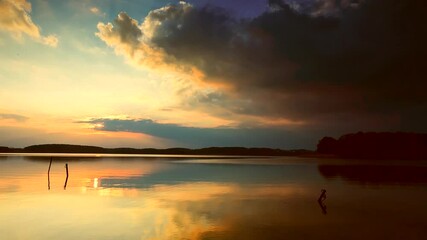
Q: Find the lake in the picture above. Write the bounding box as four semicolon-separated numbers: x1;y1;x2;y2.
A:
1;154;427;240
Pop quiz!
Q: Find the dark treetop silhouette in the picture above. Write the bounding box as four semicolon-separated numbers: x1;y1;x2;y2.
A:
317;132;427;160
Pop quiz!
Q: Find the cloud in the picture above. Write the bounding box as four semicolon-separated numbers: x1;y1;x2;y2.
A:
90;6;105;17
97;0;427;134
0;124;168;149
41;34;58;47
280;0;364;17
80;118;309;148
0;113;28;122
96;11;169;69
0;0;58;47
90;7;100;14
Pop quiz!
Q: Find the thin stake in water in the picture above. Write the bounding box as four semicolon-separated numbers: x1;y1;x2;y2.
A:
47;157;53;190
64;163;69;190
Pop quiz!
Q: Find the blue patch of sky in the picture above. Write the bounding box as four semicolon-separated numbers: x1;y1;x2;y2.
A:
85;118;313;149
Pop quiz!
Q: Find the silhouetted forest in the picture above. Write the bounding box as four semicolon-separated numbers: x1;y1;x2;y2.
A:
317;132;427;160
0;144;311;156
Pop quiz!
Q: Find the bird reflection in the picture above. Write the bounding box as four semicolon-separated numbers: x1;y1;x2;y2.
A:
318;189;327;215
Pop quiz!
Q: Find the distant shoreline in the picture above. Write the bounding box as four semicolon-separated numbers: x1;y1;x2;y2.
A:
2;132;426;159
0;144;313;157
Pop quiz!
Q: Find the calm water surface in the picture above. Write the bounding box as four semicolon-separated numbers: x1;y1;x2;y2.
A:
1;154;427;240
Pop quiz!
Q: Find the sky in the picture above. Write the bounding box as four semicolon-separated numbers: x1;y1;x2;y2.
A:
0;0;425;149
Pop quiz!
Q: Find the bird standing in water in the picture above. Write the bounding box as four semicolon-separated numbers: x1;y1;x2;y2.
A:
318;189;327;202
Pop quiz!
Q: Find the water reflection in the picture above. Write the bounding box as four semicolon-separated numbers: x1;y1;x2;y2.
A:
93;178;99;188
63;163;69;190
318;199;327;215
47;157;52;190
318;164;427;185
99;162;315;189
0;156;427;240
317;189;327;214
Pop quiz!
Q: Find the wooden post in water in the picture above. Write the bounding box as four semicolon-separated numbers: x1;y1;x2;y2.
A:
64;163;69;190
47;157;53;190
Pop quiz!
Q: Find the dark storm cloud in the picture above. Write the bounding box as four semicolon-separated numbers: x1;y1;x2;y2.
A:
97;0;427;134
81;118;309;148
190;0;268;19
278;0;364;17
163;1;423;122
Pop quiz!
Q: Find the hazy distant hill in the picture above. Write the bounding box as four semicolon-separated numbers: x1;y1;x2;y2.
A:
317;132;427;160
24;144;104;153
0;146;12;153
0;144;312;156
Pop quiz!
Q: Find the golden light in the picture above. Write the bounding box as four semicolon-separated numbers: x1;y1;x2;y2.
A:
94;123;104;129
93;178;99;188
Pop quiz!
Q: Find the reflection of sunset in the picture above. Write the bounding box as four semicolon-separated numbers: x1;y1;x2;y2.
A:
2;157;427;240
235;184;308;198
150;183;235;201
93;178;99;188
0;158;163;193
0;158;314;240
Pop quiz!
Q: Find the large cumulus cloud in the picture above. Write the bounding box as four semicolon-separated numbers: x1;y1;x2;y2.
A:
96;0;427;134
0;0;58;47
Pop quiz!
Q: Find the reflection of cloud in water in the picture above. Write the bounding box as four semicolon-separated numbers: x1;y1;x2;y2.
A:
137;183;312;240
2;158;427;239
0;157;166;193
0;185;19;194
165;185;427;240
100;163;319;189
318;165;427;185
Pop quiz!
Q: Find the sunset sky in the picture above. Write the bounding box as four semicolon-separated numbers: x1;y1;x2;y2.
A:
0;0;425;149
